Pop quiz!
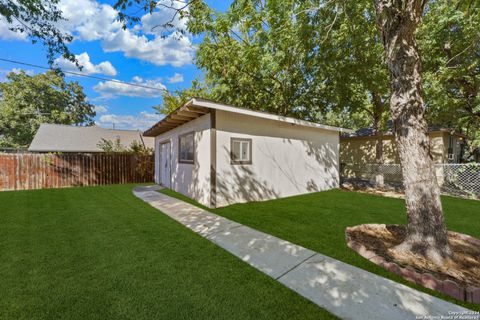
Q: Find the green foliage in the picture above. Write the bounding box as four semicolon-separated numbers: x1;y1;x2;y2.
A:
114;0;387;129
115;0;477;149
419;0;480;154
301;0;389;128
97;137;126;153
42;152;63;166
0;0;75;64
96;139;154;179
155;79;210;114
128;140;153;155
0;70;96;148
130;141;154;179
182;0;389;130
190;0;320;119
97;138;154;155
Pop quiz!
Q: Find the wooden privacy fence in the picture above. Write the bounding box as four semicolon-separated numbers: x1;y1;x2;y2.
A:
0;153;154;191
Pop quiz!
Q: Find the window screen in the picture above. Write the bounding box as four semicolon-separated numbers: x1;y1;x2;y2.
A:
179;132;194;163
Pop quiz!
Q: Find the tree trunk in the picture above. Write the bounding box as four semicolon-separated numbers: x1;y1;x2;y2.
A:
373;0;451;265
372;92;385;188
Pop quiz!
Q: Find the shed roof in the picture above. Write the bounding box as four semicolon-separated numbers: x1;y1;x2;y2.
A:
144;98;353;137
29;124;154;152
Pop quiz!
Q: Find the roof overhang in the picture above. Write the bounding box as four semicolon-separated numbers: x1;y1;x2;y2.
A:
143;99;211;137
144;98;353;137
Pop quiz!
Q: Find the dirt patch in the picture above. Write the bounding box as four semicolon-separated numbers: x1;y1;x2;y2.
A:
341;181;405;199
341;180;480;201
346;224;480;302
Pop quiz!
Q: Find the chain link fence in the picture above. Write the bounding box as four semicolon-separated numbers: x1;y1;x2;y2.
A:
340;163;480;199
441;164;480;198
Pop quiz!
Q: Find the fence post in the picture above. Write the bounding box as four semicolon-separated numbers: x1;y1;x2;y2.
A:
435;165;444;186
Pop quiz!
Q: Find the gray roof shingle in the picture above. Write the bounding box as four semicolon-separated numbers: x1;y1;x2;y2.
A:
28;124;154;152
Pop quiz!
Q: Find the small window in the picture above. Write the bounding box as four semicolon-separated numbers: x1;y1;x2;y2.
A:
231;138;252;164
179;132;194;164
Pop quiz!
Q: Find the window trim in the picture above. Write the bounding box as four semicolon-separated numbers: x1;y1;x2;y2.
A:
230;137;252;165
178;131;195;164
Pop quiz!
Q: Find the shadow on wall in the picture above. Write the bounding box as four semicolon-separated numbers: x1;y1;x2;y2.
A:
341;138;398;165
216;136;339;206
258;139;302;193
340;138;398;183
302;139;339;191
216;156;280;206
170;130;210;205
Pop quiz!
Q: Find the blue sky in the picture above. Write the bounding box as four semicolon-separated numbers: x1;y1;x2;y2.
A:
0;0;231;130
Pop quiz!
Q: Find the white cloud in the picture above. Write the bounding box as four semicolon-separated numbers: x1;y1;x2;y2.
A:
141;3;188;36
96;111;162;130
101;29;194;67
56;0;194;67
54;52;117;76
0;0;195;67
94;105;108;113
93;76;166;99
0;18;28;41
167;73;184;84
57;0;121;41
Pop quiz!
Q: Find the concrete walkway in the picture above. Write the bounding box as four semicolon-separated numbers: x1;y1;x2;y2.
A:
133;185;470;320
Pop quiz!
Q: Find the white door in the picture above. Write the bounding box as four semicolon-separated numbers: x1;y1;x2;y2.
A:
159;142;171;188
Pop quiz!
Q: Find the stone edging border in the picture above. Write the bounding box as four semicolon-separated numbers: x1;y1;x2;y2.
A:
345;224;480;304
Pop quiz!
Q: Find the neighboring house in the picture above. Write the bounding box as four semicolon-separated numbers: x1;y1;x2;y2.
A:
341;128;466;165
144;98;351;208
29;124;154;153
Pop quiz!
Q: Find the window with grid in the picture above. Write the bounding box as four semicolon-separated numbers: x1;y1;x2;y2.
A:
231;138;252;164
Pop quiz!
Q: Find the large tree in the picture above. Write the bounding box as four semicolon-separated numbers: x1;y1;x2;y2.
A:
419;0;480;159
189;0;390;135
0;70;95;147
301;0;390;185
189;0;325;120
373;0;451;264
115;0;386;129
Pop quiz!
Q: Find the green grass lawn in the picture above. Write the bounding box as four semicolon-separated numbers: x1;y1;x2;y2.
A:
0;184;336;320
160;188;480;310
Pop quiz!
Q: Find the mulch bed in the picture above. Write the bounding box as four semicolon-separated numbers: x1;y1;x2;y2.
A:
346;224;480;303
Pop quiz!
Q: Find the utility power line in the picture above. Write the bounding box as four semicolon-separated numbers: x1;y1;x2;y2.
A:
0;58;168;92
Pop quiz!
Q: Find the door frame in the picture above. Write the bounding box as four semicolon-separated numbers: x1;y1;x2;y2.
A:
158;139;172;188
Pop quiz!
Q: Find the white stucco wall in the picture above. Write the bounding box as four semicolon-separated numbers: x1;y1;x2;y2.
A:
154;114;211;206
215;110;340;207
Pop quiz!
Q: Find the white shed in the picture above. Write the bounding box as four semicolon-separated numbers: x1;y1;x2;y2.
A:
144;98;351;208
